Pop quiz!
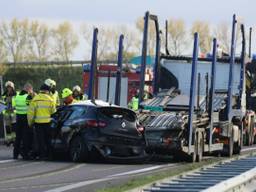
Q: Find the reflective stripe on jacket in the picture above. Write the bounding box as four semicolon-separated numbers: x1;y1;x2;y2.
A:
15;93;28;115
27;93;56;126
2;93;17;115
73;94;86;101
51;91;60;107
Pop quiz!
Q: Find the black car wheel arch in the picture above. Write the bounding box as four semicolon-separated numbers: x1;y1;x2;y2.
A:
69;135;89;162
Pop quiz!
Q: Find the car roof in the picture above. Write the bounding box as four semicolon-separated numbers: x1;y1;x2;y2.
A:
70;99;136;114
71;99;118;107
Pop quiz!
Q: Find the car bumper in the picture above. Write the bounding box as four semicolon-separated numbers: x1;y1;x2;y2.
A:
145;137;182;155
89;140;147;160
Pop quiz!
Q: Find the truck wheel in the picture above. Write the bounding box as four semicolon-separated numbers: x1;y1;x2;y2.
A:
233;141;241;155
196;132;203;162
245;132;249;146
173;151;195;163
249;118;254;145
228;136;234;157
69;135;89;162
188;152;196;163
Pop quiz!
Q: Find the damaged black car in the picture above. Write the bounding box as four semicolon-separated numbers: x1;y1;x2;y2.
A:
50;100;147;162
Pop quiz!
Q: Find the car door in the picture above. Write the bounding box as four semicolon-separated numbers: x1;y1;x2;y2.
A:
61;105;88;133
51;106;73;148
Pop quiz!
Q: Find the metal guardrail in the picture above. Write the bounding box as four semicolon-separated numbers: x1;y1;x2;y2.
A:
143;155;256;192
2;60;130;66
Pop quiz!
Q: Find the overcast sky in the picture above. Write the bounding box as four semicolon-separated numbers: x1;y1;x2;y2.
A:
0;0;255;59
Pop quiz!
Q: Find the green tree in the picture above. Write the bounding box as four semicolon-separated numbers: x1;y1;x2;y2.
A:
52;21;78;61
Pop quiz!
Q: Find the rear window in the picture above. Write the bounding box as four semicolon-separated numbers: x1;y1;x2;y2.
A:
68;106;87;120
99;107;136;122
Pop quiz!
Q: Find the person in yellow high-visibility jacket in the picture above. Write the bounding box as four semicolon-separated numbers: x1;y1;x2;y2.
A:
27;83;56;160
44;79;60;108
61;88;77;105
72;85;86;101
128;92;139;111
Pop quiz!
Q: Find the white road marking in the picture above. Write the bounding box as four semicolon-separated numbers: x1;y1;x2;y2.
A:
108;165;168;177
241;146;256;152
0;159;16;164
44;178;110;192
0;164;84;184
44;164;178;192
93;165;125;172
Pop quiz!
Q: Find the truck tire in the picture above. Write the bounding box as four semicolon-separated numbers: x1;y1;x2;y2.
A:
188;132;196;163
228;134;234;157
245;115;254;146
188;152;196;163
233;141;241;155
196;132;204;162
249;116;255;145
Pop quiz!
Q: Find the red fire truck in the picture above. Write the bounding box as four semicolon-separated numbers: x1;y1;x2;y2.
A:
82;63;153;106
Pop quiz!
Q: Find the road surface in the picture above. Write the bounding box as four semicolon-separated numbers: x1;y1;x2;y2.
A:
1;145;256;192
0;146;180;192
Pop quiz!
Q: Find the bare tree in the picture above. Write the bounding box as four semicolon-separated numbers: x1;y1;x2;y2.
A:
167;18;187;55
110;25;139;60
52;21;78;61
136;17;156;55
214;20;242;55
214;22;230;53
0;19;29;62
27;21;51;61
191;21;211;54
0;38;8;63
81;24;117;60
0;38;7;75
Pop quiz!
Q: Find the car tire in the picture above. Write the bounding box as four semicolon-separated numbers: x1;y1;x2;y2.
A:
69;135;89;162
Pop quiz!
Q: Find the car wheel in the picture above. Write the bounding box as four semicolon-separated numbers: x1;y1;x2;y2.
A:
69;136;89;162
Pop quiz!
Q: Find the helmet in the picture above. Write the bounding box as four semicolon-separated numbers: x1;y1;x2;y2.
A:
61;88;72;98
44;78;56;87
44;78;53;87
73;85;81;92
51;80;56;87
5;81;14;89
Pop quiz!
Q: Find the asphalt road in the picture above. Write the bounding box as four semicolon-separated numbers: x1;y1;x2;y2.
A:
0;145;181;192
1;145;256;192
